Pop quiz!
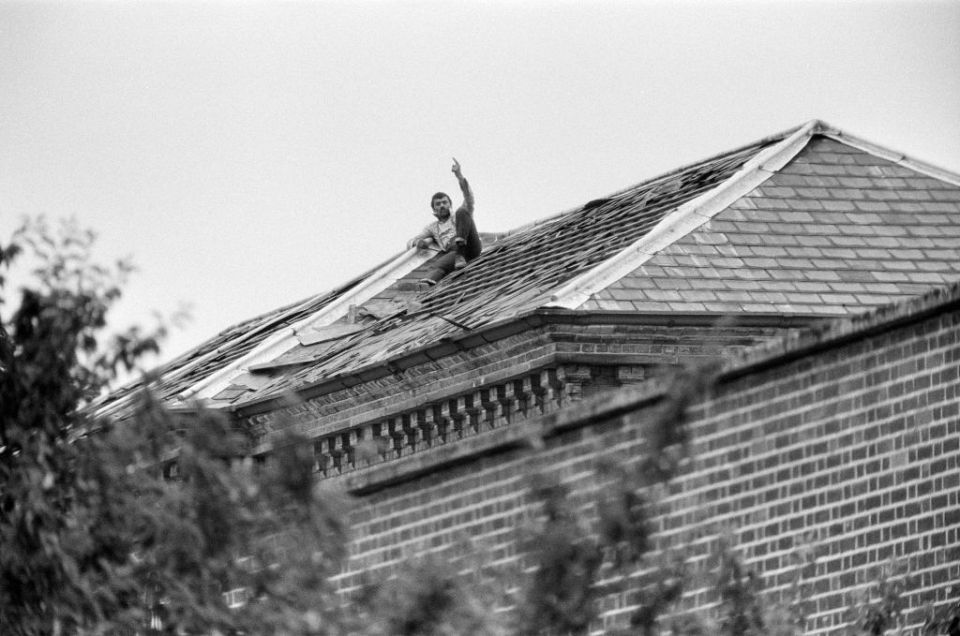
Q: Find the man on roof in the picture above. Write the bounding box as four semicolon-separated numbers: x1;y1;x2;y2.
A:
407;158;482;286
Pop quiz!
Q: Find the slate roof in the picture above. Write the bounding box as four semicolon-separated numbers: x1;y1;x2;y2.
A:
94;120;960;415
584;136;960;314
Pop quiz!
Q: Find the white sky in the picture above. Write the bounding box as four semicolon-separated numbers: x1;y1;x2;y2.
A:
2;0;959;366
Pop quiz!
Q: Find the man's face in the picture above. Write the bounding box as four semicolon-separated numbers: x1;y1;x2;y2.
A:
432;196;452;220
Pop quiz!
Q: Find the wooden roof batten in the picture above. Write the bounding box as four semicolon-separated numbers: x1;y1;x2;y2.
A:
184;247;437;402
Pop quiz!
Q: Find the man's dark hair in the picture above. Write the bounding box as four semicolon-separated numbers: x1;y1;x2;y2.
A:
431;192;450;207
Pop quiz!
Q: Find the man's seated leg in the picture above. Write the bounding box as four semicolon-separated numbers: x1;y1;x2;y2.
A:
454;209;482;261
421;250;457;285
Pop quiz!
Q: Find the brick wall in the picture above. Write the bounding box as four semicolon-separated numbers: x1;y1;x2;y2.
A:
238;320;785;450
331;289;960;634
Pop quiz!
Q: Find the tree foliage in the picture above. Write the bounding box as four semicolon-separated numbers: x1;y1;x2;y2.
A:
0;219;350;634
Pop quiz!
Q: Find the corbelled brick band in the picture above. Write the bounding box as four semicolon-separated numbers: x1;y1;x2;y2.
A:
327;284;960;634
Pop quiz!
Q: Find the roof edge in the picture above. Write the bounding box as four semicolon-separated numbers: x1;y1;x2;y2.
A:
817;124;960;187
546;120;824;309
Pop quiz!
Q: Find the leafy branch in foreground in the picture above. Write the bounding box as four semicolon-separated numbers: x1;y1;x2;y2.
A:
1;219;351;634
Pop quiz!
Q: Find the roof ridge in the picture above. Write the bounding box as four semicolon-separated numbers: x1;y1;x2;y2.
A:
546;120;822;309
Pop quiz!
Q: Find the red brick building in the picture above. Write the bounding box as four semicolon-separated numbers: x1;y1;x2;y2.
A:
97;120;960;633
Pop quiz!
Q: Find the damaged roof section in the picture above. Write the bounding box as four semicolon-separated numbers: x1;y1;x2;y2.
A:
225;129;785;405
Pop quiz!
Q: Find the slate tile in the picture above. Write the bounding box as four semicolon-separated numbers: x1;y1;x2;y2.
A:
929;190;960;201
645;289;684;302
910;272;949;283
864;283;908;294
733;222;772;233
841;165;876;177
796;281;830;292
780;258;815;268
905;177;945;189
873;271;911;282
811;259;847;269
864;190;902;201
753;246;790;257
716;245;746;257
691;232;730;245
837;177;873;188
768;174;808;186
764;281;801;291
654;278;694;290
887;249;925;260
632;301;672;312
717;291;758;303
642;265;667;276
908;226;952;237
819;293;857;305
803;223;840;235
871;225;908;237
795;187;832;199
882;260;919;271
805;270;841;281
743;257;780;269
853;200;892;212
786;246;825;258
876;166;917;178
784;293;823;304
707;220;739;233
725;279;760;290
749;198;792;210
768;269;800;280
856;294;896;305
788;199;825;211
696;279;732;290
822;200;857;212
887;202;926;213
668;301;708;312
733;268;773;280
759;234;801;246
618;275;658;290
830;282;867;292
728;200;757;212
812;164;853;176
595;299;631;311
684;290;719;302
741;303;777;312
823;247;857;259
830;236;870;247
855;248;892;259
828;188;866;200
797;235;832;247
608;288;646;301
843;212;883;224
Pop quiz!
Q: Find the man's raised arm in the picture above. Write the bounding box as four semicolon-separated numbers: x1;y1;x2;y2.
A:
452;157;474;216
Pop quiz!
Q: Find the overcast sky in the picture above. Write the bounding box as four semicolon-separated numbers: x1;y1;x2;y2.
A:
2;0;959;366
